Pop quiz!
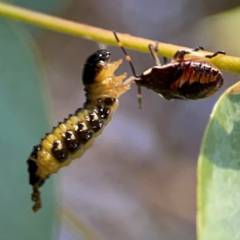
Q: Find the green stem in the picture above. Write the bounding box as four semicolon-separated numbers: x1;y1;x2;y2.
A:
0;2;239;74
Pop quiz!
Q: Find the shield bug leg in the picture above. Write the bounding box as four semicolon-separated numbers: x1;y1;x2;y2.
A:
163;57;168;65
123;76;137;85
113;31;138;78
173;46;204;61
137;86;142;109
193;46;204;51
205;51;226;58
173;49;192;60
149;42;169;66
113;31;143;108
148;42;161;66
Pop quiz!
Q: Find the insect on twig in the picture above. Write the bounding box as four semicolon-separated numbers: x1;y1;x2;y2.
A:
114;31;225;108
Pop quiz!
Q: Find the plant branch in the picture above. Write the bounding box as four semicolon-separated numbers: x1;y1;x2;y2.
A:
0;2;239;75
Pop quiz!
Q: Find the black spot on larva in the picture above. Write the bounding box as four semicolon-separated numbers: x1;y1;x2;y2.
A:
96;104;111;119
30;145;41;159
80;130;94;142
77;122;86;131
75;122;93;143
27;159;41;186
77;122;87;132
89;119;104;132
64;131;81;153
103;98;116;106
51;140;69;163
82;50;111;85
84;113;104;132
88;113;96;122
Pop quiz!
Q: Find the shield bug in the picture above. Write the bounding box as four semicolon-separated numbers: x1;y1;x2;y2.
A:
113;31;225;108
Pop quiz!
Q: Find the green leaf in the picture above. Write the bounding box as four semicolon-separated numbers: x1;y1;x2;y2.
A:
198;82;240;240
0;20;56;239
13;0;69;15
196;7;240;54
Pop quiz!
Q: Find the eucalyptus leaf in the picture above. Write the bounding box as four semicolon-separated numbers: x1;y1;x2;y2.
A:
0;19;56;240
198;81;240;240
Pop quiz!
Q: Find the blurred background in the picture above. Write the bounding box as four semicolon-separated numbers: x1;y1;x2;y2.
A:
0;0;239;240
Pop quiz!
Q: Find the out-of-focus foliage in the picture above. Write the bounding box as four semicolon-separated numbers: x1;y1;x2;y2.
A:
198;81;240;240
11;0;71;34
0;1;72;240
13;0;67;15
0;19;56;240
197;8;240;239
195;7;240;55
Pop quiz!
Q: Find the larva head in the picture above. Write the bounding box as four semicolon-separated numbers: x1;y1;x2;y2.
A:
82;49;111;85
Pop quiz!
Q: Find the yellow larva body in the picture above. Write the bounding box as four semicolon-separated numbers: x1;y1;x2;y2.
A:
27;50;130;212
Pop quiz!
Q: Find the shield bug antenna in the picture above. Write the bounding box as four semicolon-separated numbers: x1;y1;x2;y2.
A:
114;31;226;102
27;49;130;212
113;31;143;109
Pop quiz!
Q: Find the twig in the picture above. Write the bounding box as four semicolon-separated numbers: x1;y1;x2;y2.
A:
0;2;239;74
